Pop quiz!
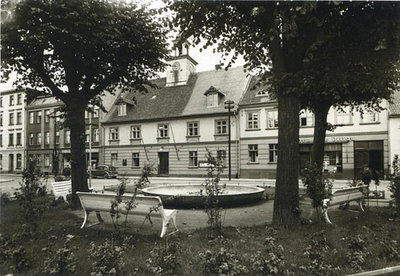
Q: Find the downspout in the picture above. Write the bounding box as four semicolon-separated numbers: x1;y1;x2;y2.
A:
235;109;240;178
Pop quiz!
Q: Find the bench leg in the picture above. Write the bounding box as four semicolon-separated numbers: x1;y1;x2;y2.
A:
96;211;104;223
322;206;333;225
160;220;169;238
172;215;178;231
81;211;89;229
358;200;365;212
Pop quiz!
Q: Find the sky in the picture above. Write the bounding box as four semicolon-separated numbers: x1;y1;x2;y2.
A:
0;0;245;92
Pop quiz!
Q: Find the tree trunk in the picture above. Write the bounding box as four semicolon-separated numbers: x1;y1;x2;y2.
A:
311;104;331;172
67;107;89;208
273;92;301;226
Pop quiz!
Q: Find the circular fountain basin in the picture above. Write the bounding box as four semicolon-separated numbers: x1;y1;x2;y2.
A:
141;184;265;209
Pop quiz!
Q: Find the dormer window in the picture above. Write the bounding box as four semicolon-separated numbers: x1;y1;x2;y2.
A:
207;93;218;108
205;86;224;108
256;90;269;97
118;103;126;116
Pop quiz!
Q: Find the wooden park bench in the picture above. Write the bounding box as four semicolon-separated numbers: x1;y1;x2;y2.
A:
51;180;93;201
76;192;178;238
322;185;369;224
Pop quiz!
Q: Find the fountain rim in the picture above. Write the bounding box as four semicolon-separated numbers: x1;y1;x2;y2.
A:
141;184;265;197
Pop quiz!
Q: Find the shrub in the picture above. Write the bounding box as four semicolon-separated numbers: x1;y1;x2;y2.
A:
136;162;155;189
42;241;77;275
250;236;285;275
10;246;30;273
202;150;225;238
201;247;248;276
389;155;400;216
146;239;180;276
344;235;370;271
0;192;11;206
14;158;50;225
301;163;333;209
89;238;126;275
378;239;400;261
302;231;340;276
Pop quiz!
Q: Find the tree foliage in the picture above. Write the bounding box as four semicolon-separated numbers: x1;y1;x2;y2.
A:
168;1;400;226
2;0;169;207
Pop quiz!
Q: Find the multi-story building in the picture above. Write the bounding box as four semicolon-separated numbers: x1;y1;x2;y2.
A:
0;89;26;173
25;94;116;174
102;41;250;177
238;80;392;179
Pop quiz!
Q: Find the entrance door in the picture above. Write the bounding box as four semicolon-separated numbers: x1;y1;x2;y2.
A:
354;141;384;179
9;154;14;172
158;152;169;175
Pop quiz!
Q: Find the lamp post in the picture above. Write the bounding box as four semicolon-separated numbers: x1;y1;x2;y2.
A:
224;100;234;180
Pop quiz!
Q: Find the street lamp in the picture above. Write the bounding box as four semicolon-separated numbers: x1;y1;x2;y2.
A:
224;100;234;181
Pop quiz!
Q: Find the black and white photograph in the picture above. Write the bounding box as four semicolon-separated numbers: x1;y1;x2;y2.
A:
1;0;400;275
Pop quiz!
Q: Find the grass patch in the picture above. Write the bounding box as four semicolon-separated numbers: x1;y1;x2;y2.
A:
1;201;400;275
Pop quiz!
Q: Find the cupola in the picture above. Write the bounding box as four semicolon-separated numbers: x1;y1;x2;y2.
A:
166;38;198;87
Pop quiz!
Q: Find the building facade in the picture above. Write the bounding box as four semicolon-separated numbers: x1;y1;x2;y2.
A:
25;94;116;174
388;91;400;170
102;42;250;177
0;89;26;173
238;81;391;179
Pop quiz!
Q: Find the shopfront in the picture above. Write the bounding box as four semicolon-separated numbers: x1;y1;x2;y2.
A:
354;140;384;179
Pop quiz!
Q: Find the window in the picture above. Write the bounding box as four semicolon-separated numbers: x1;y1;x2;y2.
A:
189;151;198;167
17;94;22;105
335;108;352;125
300;110;313;126
248;144;258;163
29;133;34;145
55;131;60;144
187;122;199;136
29;112;35;124
85;110;90;119
130;126;141;139
16;154;22;169
132;153;140;167
269;144;278;163
8;133;14;146
85;129;90;143
37;133;42;145
93;128;99;142
45;110;50;123
16;133;22;146
158;124;169;138
36;111;42;124
0;114;2;126
217;150;226;167
266;110;278;128
45;132;50;145
9;95;14;106
118;103;126;116
93;107;99;118
111;153;118;167
247;111;259;129
9;113;14;125
110;128;119;140
44;154;50;167
36;154;42;165
206;93;218;107
65;130;70;144
256;90;269;97
17;112;22;125
361;111;379;124
215;120;227;135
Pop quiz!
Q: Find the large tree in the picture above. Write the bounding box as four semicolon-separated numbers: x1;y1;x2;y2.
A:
2;0;168;207
168;1;400;226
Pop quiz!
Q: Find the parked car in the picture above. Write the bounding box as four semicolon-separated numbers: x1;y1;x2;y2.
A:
89;165;118;179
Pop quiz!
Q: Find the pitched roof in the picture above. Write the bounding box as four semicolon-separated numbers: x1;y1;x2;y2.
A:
181;66;249;116
239;76;276;106
389;90;400;116
27;96;62;108
104;75;198;123
104;66;250;124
